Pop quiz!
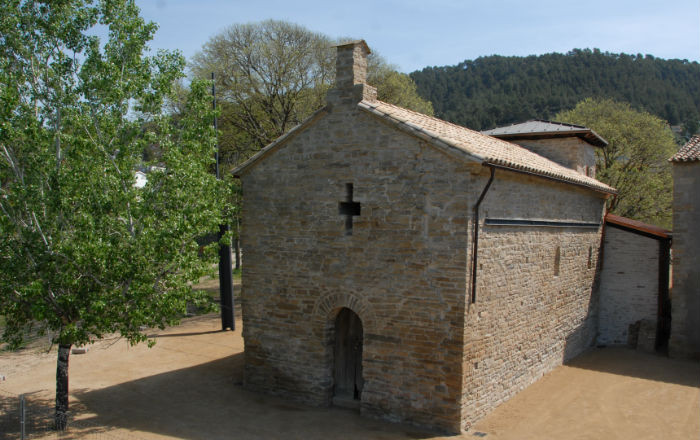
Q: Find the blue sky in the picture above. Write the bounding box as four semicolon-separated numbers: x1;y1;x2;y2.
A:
136;0;700;73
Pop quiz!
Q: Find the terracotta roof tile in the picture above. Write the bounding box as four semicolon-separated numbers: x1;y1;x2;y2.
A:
670;136;700;162
359;100;615;193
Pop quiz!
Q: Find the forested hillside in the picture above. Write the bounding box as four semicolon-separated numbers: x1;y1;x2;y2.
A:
410;49;700;135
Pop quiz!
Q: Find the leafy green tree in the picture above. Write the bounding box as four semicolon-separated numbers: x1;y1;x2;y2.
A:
681;116;700;142
190;20;434;168
556;98;676;228
190;20;333;162
0;0;223;429
368;59;434;116
189;21;434;266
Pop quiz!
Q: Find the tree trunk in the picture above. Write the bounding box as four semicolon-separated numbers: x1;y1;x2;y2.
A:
54;343;71;430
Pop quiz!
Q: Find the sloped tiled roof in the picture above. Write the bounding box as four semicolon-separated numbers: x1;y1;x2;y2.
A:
359;101;615;193
482;119;608;148
670;136;700;162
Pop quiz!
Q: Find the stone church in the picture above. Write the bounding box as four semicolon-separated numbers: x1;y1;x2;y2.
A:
233;40;616;433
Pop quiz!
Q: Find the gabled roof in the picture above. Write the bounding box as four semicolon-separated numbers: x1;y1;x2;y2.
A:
482;119;608;148
233;100;615;194
670;135;700;162
359;101;615;193
605;213;671;240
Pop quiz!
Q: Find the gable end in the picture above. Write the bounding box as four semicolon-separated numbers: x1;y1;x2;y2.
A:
232;106;329;177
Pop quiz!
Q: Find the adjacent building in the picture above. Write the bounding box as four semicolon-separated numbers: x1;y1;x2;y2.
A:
482;119;606;178
597;214;671;351
668;136;700;359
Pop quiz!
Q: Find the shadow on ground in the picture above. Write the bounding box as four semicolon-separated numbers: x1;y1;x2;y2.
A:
0;392;122;440
146;330;223;338
73;353;442;440
566;347;700;387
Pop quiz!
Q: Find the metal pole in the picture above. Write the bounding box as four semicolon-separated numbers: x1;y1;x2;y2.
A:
212;72;235;331
20;394;25;440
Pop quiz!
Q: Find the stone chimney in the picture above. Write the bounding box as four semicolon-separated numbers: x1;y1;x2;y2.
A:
327;40;377;106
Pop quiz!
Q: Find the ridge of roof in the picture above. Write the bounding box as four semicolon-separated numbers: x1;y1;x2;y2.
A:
670;135;700;162
359;100;615;194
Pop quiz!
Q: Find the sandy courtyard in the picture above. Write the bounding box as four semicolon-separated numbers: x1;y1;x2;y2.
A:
0;313;698;439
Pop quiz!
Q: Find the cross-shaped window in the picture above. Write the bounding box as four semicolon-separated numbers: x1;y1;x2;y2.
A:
338;183;361;235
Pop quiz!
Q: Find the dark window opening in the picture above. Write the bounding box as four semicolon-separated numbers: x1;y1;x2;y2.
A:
338;183;361;235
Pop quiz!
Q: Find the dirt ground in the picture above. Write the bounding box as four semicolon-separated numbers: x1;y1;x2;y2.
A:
1;312;698;440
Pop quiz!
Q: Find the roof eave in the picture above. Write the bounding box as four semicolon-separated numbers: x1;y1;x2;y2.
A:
484;161;617;195
488;130;608;148
605;213;671;239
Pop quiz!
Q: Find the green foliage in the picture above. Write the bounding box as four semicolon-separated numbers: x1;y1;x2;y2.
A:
0;0;224;350
190;20;334;162
556;98;676;228
411;49;700;134
190;20;433;169
368;59;434;116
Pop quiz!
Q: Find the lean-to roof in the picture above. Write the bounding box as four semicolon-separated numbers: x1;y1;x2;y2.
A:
605;213;671;240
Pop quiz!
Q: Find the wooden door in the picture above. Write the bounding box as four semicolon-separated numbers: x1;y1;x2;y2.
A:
333;308;364;401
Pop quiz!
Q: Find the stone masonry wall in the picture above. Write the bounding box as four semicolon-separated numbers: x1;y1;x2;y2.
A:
459;167;607;430
669;163;700;359
240;100;472;432
514;137;597;177
240;111;609;433
597;226;659;345
238;40;611;434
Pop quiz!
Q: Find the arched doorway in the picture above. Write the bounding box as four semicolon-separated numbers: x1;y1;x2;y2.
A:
333;308;364;407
